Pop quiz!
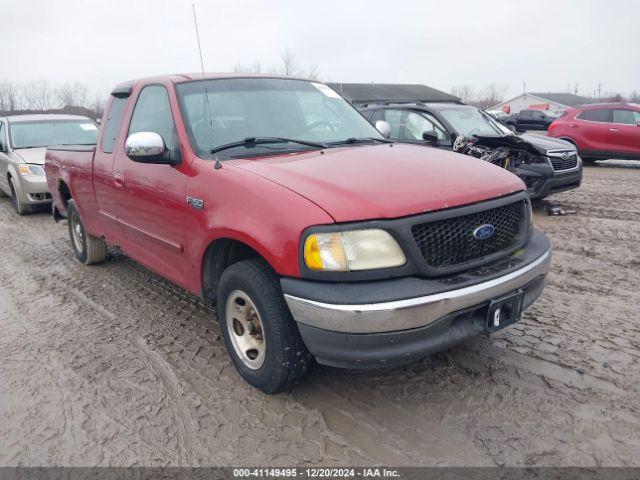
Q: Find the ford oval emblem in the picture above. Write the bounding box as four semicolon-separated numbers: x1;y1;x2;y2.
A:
473;224;495;240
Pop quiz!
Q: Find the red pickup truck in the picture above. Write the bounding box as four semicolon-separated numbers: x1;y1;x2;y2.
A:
45;74;551;393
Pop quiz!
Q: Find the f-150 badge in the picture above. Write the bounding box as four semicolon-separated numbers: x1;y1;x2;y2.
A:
187;196;204;210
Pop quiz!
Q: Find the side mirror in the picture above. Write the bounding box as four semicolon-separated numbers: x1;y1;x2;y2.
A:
125;132;175;164
375;120;391;138
422;132;439;144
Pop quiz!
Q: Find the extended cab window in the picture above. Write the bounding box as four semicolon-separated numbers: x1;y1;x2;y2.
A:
383;110;448;142
101;96;127;154
519;110;533;118
128;85;177;149
612;109;640;125
577;109;610;123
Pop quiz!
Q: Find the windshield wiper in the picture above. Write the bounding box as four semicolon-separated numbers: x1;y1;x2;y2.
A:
327;137;393;146
210;137;327;155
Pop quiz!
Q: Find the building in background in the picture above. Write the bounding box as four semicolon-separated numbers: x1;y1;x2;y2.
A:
328;83;460;106
491;92;592;117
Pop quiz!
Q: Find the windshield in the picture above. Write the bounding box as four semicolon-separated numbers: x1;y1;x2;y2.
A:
176;78;383;157
10;120;98;149
439;108;505;137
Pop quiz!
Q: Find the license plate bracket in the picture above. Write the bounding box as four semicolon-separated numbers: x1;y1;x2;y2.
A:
486;290;525;333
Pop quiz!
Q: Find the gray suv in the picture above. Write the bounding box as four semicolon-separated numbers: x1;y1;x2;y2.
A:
0;114;98;214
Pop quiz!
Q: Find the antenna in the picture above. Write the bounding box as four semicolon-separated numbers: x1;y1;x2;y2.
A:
192;4;206;75
191;3;219;167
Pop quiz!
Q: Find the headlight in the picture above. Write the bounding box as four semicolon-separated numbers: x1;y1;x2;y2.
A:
304;229;406;272
19;164;45;177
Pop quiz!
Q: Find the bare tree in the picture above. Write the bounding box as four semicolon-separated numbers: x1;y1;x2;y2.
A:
57;82;90;107
474;83;509;110
89;91;108;119
279;50;298;76
0;80;21;111
631;90;640;103
450;85;477;104
306;65;322;81
233;62;262;73
22;79;57;111
235;51;321;80
451;83;508;110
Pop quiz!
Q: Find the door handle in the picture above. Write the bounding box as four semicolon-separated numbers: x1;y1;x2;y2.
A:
113;173;125;189
609;128;619;132
569;124;578;128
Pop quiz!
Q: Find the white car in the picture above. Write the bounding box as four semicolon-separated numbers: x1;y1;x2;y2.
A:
0;114;98;214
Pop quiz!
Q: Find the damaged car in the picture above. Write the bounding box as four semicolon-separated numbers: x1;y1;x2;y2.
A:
360;103;582;200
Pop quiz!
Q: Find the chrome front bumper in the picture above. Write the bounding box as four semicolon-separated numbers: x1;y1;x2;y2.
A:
284;249;551;334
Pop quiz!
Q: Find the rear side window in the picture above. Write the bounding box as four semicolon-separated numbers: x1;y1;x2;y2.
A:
101;96;127;154
519;110;533;118
576;108;610;123
612;109;640;125
0;122;5;150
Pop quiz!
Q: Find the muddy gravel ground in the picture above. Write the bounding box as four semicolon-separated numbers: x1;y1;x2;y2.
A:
0;165;639;467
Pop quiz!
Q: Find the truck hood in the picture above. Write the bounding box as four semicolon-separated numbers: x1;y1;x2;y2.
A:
229;144;525;223
13;148;47;165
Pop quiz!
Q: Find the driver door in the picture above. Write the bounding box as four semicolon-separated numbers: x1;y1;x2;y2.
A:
112;84;191;287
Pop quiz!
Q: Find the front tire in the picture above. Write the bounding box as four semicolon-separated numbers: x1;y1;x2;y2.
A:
217;259;313;393
67;200;107;265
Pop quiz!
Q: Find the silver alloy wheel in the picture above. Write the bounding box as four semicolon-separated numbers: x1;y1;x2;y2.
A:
225;289;266;370
69;210;84;252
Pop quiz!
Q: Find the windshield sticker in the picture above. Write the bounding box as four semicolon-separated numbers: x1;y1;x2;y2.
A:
79;123;98;131
311;83;341;98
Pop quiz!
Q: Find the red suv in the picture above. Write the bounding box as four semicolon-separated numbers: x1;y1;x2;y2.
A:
548;103;640;161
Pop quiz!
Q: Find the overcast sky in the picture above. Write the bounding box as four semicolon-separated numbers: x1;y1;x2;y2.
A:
3;0;639;99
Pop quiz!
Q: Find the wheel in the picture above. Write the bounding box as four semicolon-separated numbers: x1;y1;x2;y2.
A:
67;199;107;265
9;177;31;215
217;259;313;393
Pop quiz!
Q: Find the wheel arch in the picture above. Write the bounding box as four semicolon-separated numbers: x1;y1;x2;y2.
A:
201;236;270;305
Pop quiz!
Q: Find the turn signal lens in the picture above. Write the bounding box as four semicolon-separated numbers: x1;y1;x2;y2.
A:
19;164;46;177
304;233;348;271
303;229;406;272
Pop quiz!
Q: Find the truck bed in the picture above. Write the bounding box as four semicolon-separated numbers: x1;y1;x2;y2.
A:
45;144;97;218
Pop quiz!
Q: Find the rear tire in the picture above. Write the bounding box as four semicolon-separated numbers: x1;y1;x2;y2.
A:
217;259;313;393
67;199;107;265
9;177;32;216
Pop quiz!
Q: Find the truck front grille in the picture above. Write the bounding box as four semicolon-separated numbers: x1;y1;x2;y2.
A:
411;200;525;269
548;151;578;171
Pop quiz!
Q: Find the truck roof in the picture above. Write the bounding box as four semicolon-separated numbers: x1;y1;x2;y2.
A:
112;73;312;93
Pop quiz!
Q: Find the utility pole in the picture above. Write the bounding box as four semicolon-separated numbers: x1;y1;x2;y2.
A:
597;83;602;99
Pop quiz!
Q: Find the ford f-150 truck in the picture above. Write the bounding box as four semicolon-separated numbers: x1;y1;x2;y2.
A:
46;74;551;393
